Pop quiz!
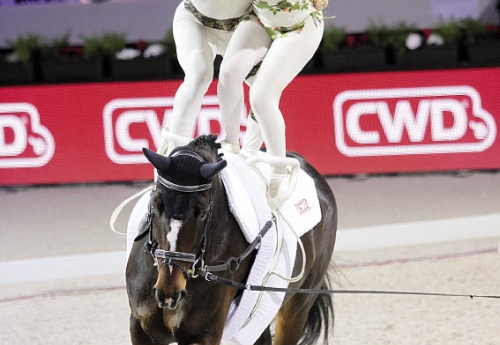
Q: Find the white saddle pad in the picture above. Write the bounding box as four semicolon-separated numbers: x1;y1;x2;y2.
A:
220;152;321;345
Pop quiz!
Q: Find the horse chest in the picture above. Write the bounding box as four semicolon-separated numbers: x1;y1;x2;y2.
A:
163;307;185;333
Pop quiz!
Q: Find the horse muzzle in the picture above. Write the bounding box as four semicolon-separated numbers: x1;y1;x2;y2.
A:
152;252;192;309
154;287;186;309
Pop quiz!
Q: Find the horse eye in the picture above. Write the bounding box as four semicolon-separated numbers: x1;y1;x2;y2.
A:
198;208;209;221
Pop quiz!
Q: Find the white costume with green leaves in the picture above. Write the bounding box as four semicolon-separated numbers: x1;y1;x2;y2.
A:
218;0;324;207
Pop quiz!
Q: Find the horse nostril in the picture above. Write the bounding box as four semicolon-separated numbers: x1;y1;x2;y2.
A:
154;287;164;303
172;290;186;304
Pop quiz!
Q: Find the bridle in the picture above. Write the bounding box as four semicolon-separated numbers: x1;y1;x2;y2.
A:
139;148;214;279
145;195;212;279
134;149;273;281
138;194;272;281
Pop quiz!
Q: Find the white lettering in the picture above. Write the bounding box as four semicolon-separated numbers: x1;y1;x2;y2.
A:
380;100;430;143
346;99;471;146
115;110;159;152
0;115;27;156
101;96;252;164
0;103;54;168
346;102;380;144
333;86;497;157
103;97;176;164
431;99;467;141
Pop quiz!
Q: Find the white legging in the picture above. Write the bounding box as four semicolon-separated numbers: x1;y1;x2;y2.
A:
168;3;235;138
218;15;324;160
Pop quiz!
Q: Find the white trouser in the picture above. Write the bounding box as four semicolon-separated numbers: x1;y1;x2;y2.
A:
164;3;235;152
241;113;263;155
218;15;324;163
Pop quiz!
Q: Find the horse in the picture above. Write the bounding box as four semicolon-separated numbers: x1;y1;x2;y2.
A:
125;134;338;345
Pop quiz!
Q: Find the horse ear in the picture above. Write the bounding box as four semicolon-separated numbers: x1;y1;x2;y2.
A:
200;160;227;180
142;147;172;172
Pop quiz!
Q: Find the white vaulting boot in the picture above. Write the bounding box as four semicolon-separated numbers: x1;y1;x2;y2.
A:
267;171;290;211
156;135;170;157
154;128;192;181
220;140;241;154
245;155;300;210
156;128;192;156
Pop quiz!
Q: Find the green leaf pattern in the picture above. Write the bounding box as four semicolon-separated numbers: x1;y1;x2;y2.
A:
251;0;322;39
252;0;312;15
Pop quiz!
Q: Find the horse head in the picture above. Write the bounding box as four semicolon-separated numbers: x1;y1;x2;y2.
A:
142;135;226;310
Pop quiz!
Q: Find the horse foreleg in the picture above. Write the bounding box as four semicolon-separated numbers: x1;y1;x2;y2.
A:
253;326;272;345
130;314;155;345
130;312;177;345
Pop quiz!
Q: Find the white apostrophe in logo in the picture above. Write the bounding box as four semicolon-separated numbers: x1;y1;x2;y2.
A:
0;103;55;168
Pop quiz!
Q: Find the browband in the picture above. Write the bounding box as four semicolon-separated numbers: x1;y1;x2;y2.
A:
157;174;212;193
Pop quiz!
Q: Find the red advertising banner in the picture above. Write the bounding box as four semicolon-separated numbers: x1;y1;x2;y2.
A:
1;67;499;185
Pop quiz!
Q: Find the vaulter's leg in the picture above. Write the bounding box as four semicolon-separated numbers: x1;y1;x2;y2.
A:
218;17;270;155
156;3;217;157
156;128;192;156
241;111;264;156
249;17;323;209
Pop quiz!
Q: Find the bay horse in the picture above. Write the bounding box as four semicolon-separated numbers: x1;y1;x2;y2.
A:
126;134;337;345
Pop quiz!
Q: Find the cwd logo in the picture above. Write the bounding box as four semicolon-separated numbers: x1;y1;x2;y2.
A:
103;96;247;164
0;103;55;168
333;86;497;157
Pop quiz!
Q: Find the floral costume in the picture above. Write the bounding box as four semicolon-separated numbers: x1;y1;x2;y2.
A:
217;0;325;207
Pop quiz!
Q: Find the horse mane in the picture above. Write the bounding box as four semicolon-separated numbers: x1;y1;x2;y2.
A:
189;134;223;162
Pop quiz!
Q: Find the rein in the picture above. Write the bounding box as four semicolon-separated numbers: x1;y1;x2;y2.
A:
199;220;273;274
197;272;500;300
137;206;500;301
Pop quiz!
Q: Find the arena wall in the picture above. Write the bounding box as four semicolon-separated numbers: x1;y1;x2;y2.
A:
1;67;499;185
0;0;498;47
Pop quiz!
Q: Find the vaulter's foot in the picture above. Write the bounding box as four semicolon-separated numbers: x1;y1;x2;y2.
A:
267;172;290;210
220;140;240;154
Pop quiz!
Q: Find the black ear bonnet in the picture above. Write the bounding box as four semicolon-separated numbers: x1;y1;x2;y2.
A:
142;146;227;220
